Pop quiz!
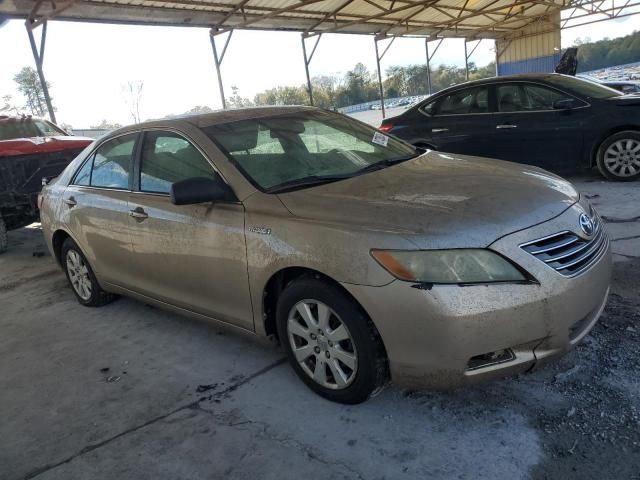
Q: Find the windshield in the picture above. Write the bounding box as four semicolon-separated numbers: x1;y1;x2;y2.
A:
547;75;621;99
0;119;67;141
202;110;417;192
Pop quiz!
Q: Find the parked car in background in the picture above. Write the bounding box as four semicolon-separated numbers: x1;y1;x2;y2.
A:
0;115;92;252
380;73;640;181
40;107;610;404
600;80;640;95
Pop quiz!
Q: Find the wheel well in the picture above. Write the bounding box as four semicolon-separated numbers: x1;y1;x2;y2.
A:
262;267;388;357
51;230;70;266
590;126;640;166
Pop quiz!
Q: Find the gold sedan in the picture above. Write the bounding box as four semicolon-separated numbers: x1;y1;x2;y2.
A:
40;107;611;404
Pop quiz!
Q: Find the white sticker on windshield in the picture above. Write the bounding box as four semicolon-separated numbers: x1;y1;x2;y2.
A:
372;131;389;147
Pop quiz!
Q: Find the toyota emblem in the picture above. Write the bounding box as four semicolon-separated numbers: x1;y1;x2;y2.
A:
579;213;595;236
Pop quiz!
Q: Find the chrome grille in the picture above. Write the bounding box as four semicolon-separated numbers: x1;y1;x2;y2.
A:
520;216;608;277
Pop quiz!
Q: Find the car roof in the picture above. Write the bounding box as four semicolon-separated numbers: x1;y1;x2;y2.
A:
0;115;43;124
427;73;568;98
137;105;319;130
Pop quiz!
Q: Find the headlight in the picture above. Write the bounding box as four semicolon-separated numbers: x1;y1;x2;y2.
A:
371;249;526;284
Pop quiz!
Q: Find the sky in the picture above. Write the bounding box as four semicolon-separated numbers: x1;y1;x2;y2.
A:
0;14;638;127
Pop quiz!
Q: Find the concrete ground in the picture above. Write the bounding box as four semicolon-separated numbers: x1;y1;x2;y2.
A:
1;173;639;480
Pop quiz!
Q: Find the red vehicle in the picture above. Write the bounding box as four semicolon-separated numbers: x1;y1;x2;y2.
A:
0;116;93;252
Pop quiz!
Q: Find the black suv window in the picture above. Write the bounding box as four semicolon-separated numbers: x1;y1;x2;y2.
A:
427;86;489;115
73;134;136;189
139;131;215;194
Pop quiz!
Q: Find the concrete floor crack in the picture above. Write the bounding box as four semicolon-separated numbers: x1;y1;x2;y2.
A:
21;357;286;480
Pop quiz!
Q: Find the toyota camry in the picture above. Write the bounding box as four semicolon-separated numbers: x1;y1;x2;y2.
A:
39;107;611;404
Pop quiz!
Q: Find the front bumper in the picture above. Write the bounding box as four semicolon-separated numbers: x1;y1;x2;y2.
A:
343;203;612;389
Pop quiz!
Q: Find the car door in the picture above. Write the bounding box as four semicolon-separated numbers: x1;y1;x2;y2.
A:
486;82;588;172
61;132;138;288
414;85;495;155
126;129;253;330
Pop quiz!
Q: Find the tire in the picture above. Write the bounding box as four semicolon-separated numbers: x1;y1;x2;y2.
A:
276;276;388;404
0;215;7;254
596;131;640;181
61;238;116;307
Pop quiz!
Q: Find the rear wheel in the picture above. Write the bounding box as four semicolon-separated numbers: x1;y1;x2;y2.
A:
0;215;7;254
596;131;640;181
276;277;387;404
61;238;116;307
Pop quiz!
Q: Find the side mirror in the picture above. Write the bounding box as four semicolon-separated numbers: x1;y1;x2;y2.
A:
170;175;237;206
553;98;579;110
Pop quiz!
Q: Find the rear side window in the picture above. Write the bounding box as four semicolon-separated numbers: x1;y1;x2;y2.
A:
427;87;489;115
139;131;216;194
72;134;136;189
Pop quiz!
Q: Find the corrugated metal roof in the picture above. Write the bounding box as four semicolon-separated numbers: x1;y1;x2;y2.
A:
0;0;609;39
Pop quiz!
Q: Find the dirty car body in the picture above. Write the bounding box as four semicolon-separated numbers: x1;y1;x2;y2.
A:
39;106;611;403
0;116;92;232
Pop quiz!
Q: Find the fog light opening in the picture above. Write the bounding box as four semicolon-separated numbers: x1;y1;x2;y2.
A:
466;349;515;371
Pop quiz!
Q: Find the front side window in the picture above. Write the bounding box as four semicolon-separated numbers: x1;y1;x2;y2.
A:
434;87;489;115
522;84;572;110
202;110;417;192
497;84;527;112
86;134;136;189
140;131;216;194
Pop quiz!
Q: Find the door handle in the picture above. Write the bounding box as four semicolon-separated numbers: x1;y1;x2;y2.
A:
129;208;148;220
432;128;449;133
63;197;77;207
496;124;517;129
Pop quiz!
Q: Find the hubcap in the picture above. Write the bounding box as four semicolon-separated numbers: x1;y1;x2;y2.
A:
66;250;92;301
604;139;640;177
287;300;357;390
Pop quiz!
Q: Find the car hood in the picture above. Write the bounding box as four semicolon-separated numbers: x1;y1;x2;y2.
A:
277;152;579;249
0;136;93;157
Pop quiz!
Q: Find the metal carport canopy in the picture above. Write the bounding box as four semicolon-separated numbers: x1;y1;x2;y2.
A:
3;0;591;40
3;0;637;120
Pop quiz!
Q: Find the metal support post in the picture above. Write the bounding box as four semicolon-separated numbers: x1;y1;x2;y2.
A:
464;39;482;82
210;29;234;109
374;35;395;119
26;20;56;123
301;33;322;106
425;38;443;96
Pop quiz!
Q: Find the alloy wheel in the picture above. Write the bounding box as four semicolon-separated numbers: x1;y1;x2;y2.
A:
287;299;358;390
604;139;640;177
66;249;92;301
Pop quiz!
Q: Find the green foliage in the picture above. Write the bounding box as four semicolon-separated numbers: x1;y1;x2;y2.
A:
90;119;123;130
228;61;496;109
0;95;21;115
13;66;50;117
575;30;640;72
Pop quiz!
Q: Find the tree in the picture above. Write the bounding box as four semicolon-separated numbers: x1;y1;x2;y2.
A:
13;66;50;117
0;95;21;115
122;81;144;124
226;86;253;109
185;105;215;114
90;119;123;130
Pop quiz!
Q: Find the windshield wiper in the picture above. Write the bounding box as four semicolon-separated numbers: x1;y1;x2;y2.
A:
356;153;421;174
266;174;352;193
267;152;421;194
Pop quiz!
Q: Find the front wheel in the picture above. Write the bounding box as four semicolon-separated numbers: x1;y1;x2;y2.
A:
61;238;117;307
596;131;640;181
276;277;387;404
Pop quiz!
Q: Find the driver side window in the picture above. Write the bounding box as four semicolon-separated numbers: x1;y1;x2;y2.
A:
139;131;216;194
